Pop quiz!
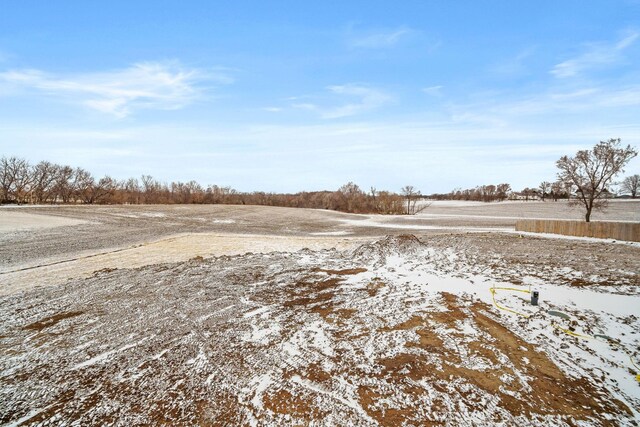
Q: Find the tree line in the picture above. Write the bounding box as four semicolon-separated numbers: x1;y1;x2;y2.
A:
0;156;409;214
429;183;512;202
3;138;636;221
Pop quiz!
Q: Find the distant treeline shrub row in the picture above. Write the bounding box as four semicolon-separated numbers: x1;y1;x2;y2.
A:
429;182;578;202
1;156;575;212
0;156;411;214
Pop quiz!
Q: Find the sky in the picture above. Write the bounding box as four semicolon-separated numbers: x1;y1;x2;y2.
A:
1;0;639;194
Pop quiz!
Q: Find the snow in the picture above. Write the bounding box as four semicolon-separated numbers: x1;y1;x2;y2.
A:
0;211;89;232
243;306;271;318
249;373;273;411
242;322;282;345
341;237;639;420
290;375;376;423
308;320;334;357
139;212;166;218
1;231;638;425
338;215;640;246
420;200;490;207
72;337;150;370
338;216;511;233
311;231;353;236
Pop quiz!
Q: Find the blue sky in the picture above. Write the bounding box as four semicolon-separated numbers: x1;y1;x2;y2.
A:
1;0;639;193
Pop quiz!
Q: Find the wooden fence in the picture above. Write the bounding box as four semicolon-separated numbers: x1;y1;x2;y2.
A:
515;220;640;242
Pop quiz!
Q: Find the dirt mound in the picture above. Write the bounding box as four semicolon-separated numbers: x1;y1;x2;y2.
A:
352;234;426;264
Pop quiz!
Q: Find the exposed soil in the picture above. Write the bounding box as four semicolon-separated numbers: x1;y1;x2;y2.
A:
1;204;638;426
2;200;638;273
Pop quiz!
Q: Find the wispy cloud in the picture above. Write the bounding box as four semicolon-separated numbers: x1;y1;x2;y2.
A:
0;62;231;117
422;85;443;97
442;83;640;127
551;30;639;78
293;84;391;119
322;84;391;118
490;47;536;76
348;26;413;49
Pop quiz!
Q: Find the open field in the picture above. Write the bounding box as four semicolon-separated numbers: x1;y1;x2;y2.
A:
2;200;638;274
419;199;640;222
1;202;639;425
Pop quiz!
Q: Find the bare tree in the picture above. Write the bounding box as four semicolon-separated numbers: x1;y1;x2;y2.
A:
186;180;204;203
91;176;117;204
550;181;563;201
73;168;95;204
481;184;496;202
337;182;366;213
123;178;141;204
620;174;639;198
538;181;551;201
556;138;637;222
141;175;165;203
520;187;537;201
496;183;511;201
0;157;33;203
0;156;15;203
32;161;59;203
401;185;420;215
53;166;75;203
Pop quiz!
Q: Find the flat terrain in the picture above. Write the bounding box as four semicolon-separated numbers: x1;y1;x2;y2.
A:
419;199;640;222
1;202;639;425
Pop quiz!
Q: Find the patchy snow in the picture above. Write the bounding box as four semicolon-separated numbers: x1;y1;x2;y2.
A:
243;306;271;318
510;230;640;247
338;216;511;233
419;200;490;207
139;212;166;218
242;322;282;345
308;320;334;357
72;336;151;370
249;373;273;411
1;234;638;425
338;215;640;246
311;231;353;236
0;211;90;232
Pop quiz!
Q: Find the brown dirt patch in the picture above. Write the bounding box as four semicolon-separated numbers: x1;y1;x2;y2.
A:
366;281;385;297
333;308;357;319
302;362;333;383
23;311;84;331
313;267;368;275
263;389;322;420
388;315;425;330
363;293;631;425
358;386;441;427
408;328;445;353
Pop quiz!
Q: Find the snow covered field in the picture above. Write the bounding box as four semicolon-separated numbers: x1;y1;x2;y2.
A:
419;199;640;222
0;211;89;232
0;204;639;425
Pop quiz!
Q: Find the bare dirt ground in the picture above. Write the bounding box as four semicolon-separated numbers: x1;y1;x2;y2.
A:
1;200;638;274
1;202;639;426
